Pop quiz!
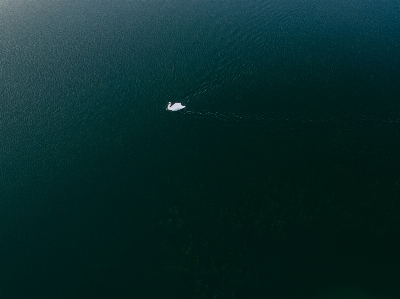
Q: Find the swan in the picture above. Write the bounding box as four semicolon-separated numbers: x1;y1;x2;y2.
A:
166;102;185;111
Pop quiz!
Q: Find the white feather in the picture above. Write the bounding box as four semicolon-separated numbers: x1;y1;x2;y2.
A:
166;102;185;111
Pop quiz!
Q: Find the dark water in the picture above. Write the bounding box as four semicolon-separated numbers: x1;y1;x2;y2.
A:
1;0;399;298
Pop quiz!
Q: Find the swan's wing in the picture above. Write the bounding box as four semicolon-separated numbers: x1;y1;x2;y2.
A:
171;103;185;110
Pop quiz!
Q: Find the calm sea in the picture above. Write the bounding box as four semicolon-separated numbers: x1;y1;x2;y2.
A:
1;0;399;298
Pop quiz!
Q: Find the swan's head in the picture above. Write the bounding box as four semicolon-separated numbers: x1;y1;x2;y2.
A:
166;102;171;110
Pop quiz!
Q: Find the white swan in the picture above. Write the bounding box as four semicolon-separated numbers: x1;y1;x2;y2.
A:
166;102;185;111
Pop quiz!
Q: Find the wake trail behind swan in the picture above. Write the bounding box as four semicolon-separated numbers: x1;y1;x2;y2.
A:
183;109;327;128
182;108;400;134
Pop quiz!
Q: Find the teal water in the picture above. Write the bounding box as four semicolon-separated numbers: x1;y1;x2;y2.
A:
1;0;399;298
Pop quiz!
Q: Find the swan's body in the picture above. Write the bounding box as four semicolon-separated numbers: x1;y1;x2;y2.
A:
166;102;185;111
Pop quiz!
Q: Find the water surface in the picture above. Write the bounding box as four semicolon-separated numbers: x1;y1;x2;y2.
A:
1;0;399;298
